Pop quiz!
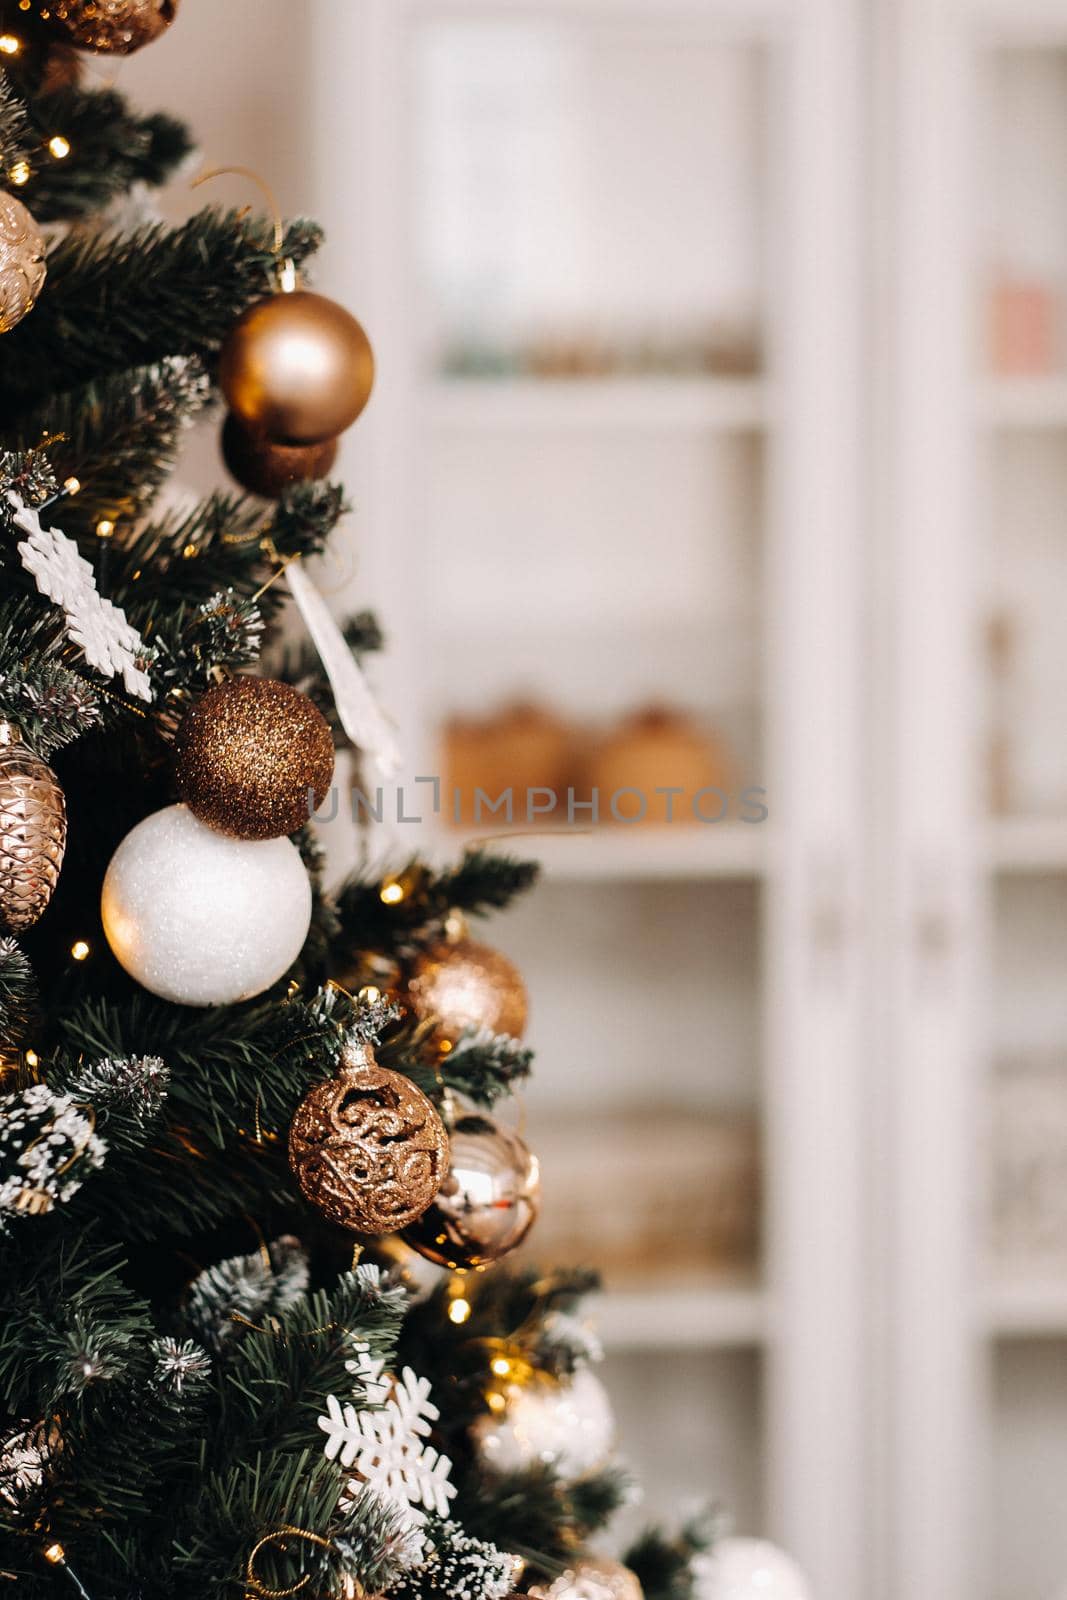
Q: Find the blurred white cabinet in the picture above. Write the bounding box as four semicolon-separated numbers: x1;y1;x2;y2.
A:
307;3;1067;1599
886;5;1067;1600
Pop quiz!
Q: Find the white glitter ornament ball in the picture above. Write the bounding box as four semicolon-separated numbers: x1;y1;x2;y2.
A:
472;1365;614;1480
101;804;312;1006
695;1540;810;1600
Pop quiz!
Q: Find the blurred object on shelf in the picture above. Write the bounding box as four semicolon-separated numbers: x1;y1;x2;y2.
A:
583;707;738;825
438;320;761;382
985;608;1018;817
441;702;739;828
443;702;571;825
530;1106;760;1285
989;279;1058;375
991;1051;1067;1274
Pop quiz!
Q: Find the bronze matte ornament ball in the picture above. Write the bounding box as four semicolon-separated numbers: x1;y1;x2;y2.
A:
402;1112;540;1270
0;192;46;335
219;289;375;446
175;677;335;841
221;412;338;499
289;1039;449;1234
407;937;528;1047
42;0;179;53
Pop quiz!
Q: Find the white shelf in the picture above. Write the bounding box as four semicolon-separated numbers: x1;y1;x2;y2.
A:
425;376;771;433
984;1280;1067;1338
433;825;771;881
985;816;1067;871
977;376;1067;428
596;1283;767;1350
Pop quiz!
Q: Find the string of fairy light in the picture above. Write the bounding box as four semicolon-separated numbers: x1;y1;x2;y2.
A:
0;13;73;184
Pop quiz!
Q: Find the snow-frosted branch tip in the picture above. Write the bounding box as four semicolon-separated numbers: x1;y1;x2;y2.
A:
324;983;401;1044
153;1336;211;1397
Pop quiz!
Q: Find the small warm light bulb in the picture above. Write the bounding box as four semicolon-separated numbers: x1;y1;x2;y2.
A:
42;1543;65;1566
95;518;114;540
63;476;81;495
8;159;29;186
357;985;381;1004
71;940;90;962
490;1356;511;1377
182;542;199;559
485;1389;507;1413
0;33;21;54
24;1049;38;1068
448;1296;471;1325
380;879;405;905
48;135;70;160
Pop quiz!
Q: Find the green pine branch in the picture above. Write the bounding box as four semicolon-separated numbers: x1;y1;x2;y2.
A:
624;1513;722;1600
106;480;347;621
0;208;323;415
21;88;195;222
335;848;541;964
0;596;104;756
0;75;31;175
3;357;214;535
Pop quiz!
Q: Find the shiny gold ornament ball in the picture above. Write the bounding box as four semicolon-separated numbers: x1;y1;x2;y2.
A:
219;290;375;446
175;677;335;842
0;192;46;335
402;1112;540;1269
407;938;528;1047
221;412;338;500
528;1562;644;1600
289;1039;449;1234
42;0;179;53
0;724;66;934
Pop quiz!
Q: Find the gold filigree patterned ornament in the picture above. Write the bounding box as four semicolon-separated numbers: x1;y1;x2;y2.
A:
528;1560;644;1600
0;723;66;934
289;1039;449;1234
0;191;46;334
0;1415;62;1509
406;929;528;1047
41;0;180;54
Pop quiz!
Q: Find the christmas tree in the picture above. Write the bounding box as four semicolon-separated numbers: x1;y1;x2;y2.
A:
0;8;794;1600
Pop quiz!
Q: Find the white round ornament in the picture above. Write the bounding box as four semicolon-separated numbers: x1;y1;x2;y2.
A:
472;1364;614;1480
101;804;312;1006
695;1539;810;1600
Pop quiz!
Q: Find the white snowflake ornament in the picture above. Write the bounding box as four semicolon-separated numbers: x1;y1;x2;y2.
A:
9;493;153;702
345;1339;392;1405
319;1361;457;1550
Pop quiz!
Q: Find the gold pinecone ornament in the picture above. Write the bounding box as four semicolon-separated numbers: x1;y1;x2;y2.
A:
0;723;66;934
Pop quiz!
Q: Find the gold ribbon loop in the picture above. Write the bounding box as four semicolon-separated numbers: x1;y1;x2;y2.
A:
245;1526;333;1599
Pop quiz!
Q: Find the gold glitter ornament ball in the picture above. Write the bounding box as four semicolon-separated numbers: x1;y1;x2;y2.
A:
0;192;46;335
0;723;66;934
529;1561;644;1600
175;677;335;841
41;0;179;53
219;290;375;445
406;938;528;1047
402;1112;540;1270
289;1039;449;1234
221;412;338;500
